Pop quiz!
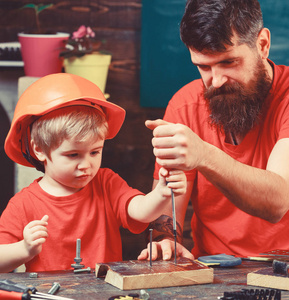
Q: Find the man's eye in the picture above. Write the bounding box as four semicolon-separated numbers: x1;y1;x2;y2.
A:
198;65;210;71
222;60;236;66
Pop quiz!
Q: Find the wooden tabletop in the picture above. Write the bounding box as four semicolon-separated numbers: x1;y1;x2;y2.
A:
1;260;289;300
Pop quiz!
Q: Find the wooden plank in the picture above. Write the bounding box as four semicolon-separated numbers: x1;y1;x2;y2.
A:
247;267;289;291
95;257;214;290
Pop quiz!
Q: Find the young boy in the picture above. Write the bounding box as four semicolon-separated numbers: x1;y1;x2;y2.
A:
0;73;186;272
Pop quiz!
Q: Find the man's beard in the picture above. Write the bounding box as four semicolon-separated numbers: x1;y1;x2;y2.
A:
203;58;272;137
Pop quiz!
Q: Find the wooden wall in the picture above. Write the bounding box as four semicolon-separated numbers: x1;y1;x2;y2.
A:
0;0;169;259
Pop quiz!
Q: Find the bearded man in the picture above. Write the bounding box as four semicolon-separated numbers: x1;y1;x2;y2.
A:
138;0;289;261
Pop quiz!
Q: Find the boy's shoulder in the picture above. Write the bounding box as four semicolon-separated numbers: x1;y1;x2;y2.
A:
94;168;123;183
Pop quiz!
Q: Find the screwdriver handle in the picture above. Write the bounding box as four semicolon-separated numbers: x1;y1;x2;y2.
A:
0;279;32;293
0;290;30;299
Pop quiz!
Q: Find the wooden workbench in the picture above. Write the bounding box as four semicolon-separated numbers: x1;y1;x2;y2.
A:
1;260;289;300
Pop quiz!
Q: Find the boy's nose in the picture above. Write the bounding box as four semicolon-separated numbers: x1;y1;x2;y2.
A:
78;158;91;170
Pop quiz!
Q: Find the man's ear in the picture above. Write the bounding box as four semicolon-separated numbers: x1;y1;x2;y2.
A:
31;140;47;162
257;28;271;59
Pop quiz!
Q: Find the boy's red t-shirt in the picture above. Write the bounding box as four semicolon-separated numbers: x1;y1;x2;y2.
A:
0;168;147;271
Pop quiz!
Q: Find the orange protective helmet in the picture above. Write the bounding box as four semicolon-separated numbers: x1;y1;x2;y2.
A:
5;73;126;169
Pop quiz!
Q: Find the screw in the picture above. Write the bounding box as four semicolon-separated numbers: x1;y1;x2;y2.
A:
48;282;61;295
29;272;38;278
71;238;85;269
73;267;91;273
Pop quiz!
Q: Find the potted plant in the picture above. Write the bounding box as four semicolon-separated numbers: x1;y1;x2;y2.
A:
60;25;112;94
18;4;69;77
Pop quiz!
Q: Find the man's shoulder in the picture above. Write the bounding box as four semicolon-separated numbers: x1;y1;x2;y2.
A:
168;78;205;110
272;62;289;88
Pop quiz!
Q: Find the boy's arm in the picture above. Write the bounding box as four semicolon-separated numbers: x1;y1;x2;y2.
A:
0;215;48;272
127;168;186;223
138;180;194;261
0;241;34;272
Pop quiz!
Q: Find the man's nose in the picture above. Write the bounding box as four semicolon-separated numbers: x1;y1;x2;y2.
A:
211;68;228;88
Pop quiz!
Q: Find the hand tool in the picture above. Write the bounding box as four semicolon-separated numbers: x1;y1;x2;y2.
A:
149;228;153;267
170;188;177;265
108;294;140;300
272;259;289;276
219;288;281;300
198;254;242;267
0;289;30;299
0;279;74;300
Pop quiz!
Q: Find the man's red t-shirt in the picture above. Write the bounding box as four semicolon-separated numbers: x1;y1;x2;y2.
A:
154;61;289;258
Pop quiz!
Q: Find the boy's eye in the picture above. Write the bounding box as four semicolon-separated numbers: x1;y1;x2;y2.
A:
91;150;100;156
67;153;78;158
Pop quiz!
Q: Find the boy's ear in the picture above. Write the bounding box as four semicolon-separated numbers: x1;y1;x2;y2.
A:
31;140;47;162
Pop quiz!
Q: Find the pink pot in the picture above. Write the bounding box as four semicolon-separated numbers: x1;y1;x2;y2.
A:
18;32;69;77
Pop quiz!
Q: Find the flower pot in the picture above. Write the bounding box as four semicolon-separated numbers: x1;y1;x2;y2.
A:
63;53;112;93
18;32;70;77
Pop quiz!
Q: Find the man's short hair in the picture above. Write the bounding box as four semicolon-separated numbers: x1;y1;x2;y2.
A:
180;0;264;52
31;105;108;158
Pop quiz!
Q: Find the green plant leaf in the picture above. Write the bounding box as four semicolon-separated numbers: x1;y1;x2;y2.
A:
21;3;53;14
22;4;37;9
36;4;53;14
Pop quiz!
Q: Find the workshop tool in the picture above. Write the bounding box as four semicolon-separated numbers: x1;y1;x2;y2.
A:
0;279;74;300
0;289;31;299
198;254;242;267
149;229;153;267
272;260;289;276
247;249;289;261
170;188;177;265
219;288;281;300
71;238;84;269
108;293;141;300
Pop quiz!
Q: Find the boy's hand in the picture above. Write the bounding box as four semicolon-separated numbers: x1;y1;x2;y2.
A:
23;215;49;258
158;167;187;197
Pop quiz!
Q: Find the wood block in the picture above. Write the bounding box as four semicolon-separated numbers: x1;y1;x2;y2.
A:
95;257;214;290
247;267;289;290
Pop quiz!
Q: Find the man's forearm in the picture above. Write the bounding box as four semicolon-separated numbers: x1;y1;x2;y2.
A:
199;142;289;223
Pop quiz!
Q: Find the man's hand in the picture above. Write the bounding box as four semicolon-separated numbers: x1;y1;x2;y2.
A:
137;239;194;261
145;119;205;171
23;215;49;258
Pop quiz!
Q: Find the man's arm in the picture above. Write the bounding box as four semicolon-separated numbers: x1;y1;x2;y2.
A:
147;120;289;223
197;138;289;223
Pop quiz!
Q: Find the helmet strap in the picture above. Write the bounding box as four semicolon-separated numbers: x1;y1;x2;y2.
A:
22;133;45;173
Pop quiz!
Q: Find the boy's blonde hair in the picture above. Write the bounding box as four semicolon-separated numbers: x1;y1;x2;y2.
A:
31;105;108;158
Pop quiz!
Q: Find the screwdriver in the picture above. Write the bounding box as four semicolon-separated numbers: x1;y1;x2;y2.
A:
0;289;31;299
0;279;74;300
171;188;177;265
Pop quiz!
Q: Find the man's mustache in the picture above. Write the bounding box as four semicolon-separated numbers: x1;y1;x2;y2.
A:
204;83;242;99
